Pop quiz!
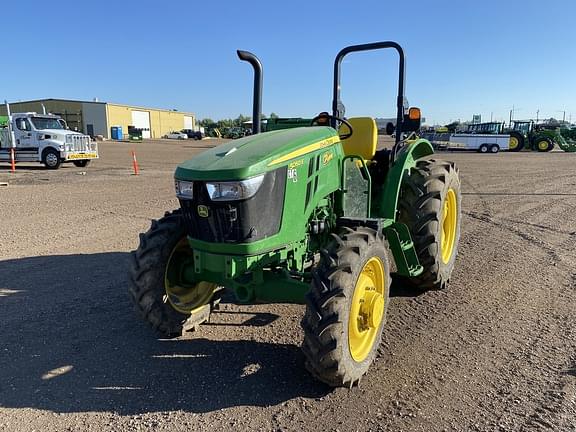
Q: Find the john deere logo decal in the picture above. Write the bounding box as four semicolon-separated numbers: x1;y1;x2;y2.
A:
197;205;209;218
322;151;334;166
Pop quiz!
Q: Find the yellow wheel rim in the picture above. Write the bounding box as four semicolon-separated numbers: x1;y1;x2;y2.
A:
441;188;457;264
164;238;217;314
348;257;385;362
509;137;518;149
538;140;549;151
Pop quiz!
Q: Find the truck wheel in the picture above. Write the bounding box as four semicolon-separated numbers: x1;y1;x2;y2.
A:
489;144;499;153
73;160;91;168
42;148;61;169
508;132;524;152
129;210;219;337
398;158;461;290
535;137;554;152
478;144;489;153
301;227;390;387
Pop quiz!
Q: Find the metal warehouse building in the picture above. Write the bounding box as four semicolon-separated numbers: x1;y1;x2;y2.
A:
0;98;196;139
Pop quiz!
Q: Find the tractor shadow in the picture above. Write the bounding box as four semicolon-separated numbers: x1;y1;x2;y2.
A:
389;276;428;298
0;253;328;416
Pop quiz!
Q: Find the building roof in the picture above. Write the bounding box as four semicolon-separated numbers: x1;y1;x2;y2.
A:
6;98;195;116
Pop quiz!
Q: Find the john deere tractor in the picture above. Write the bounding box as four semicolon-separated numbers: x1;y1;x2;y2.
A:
508;120;570;152
129;42;462;387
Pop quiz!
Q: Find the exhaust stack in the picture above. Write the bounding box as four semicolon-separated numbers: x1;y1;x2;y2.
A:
237;50;263;134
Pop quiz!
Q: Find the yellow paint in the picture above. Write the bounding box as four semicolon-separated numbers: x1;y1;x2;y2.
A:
338;117;378;160
67;152;98;159
441;188;457;264
348;256;385;362
106;104;196;139
288;159;305;169
322;150;334;165
509;136;519;149
164;238;217;314
268;136;340;166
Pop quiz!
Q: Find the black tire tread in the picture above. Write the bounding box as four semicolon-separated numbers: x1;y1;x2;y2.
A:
509;131;525;152
397;158;461;290
128;209;190;337
301;228;390;387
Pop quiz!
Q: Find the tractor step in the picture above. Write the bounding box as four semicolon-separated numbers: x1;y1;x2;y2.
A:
337;217;384;233
385;223;423;277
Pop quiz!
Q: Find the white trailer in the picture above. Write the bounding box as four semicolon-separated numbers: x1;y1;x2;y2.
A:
0;112;98;169
435;133;510;153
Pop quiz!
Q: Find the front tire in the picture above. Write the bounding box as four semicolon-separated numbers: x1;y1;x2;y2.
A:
301;228;390;387
42;148;61;169
535;137;554;152
398;158;461;290
129;210;218;337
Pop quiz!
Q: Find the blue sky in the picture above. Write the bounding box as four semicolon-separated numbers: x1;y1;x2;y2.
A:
2;0;575;125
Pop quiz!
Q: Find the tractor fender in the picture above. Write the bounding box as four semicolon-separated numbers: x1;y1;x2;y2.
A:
378;139;434;220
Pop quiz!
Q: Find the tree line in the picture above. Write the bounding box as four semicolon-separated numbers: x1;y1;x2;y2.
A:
199;113;279;130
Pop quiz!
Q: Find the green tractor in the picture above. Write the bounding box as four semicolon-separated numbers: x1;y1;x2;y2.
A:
129;42;462;387
507;120;574;152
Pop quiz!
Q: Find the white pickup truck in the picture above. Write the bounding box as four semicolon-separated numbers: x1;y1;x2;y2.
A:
0;112;98;169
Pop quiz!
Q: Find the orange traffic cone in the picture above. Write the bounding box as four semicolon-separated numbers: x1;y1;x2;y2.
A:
131;150;140;175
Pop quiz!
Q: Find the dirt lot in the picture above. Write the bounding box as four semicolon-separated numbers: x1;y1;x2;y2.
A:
1;139;575;431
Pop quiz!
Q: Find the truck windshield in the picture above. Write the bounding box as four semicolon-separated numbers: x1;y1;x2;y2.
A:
30;117;64;130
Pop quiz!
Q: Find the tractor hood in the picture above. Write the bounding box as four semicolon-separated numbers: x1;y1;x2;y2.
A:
175;126;339;181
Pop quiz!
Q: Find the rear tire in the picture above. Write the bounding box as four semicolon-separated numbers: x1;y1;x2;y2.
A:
73;160;91;168
42;148;61;169
478;144;489;153
397;158;461;290
489;144;499;153
301;228;390;387
508;132;524;152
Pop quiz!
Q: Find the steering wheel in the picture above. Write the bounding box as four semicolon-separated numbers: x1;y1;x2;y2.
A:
310;113;354;140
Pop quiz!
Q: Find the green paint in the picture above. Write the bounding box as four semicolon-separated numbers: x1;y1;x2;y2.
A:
377;139;434;220
173;126;430;304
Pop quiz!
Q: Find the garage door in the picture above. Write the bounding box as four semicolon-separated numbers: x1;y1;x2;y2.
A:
184;116;193;130
131;110;151;139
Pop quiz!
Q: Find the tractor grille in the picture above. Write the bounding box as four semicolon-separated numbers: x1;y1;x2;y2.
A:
180;167;287;243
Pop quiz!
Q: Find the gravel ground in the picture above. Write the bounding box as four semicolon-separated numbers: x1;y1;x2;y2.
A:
1;139;575;431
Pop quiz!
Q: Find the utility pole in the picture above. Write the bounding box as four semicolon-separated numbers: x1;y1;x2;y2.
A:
536;109;539;122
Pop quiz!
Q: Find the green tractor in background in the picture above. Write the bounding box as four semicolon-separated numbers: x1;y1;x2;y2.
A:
129;42;462;387
508;120;576;152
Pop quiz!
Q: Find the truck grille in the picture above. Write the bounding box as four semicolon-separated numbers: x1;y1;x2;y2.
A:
180;167;287;244
66;135;92;152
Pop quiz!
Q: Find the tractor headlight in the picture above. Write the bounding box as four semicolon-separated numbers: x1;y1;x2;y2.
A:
206;174;265;201
175;180;194;199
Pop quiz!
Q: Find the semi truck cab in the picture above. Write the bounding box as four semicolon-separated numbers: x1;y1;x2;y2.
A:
0;112;98;169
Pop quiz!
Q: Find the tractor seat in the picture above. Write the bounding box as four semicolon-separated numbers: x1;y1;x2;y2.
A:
338;117;378;161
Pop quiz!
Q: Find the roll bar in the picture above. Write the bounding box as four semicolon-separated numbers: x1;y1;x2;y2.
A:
332;41;407;148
